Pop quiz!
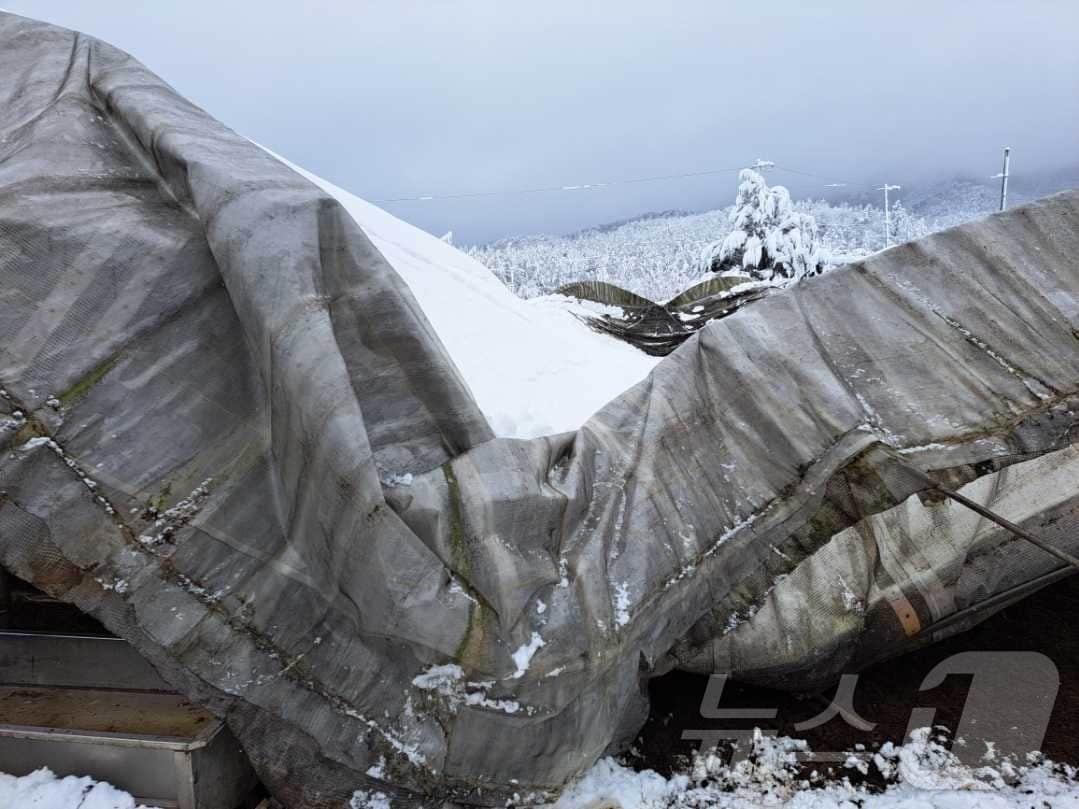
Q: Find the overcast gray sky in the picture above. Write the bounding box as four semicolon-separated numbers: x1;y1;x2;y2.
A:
11;1;1079;243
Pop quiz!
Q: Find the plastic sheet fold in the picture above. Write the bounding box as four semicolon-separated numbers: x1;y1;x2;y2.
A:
3;12;1079;807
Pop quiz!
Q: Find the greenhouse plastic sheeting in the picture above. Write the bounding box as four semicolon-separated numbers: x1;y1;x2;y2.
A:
3;12;1079;808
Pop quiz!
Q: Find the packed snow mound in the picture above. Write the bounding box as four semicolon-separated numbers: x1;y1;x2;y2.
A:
0;768;153;809
551;729;1079;809
267;151;660;440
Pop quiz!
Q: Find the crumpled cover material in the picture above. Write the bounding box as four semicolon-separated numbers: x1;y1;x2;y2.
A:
3;11;1079;808
685;442;1079;691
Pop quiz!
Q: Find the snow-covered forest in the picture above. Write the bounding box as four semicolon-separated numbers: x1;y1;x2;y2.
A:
464;174;1062;302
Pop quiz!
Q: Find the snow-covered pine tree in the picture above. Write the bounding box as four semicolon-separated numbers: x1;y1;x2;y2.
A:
699;168;826;282
889;200;928;245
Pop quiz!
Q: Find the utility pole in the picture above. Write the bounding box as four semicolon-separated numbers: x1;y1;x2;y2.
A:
750;159;775;172
877;184;901;247
992;147;1011;211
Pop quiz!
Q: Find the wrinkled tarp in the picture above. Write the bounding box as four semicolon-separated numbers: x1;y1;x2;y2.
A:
3;11;1079;808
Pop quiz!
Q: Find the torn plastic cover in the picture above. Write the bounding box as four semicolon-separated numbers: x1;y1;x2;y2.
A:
3;11;1079;808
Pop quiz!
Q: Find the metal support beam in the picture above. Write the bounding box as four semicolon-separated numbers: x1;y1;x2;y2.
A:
898;461;1079;572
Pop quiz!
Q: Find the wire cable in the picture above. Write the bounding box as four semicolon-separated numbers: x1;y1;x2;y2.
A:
772;164;879;191
373;161;889;205
373;165;750;204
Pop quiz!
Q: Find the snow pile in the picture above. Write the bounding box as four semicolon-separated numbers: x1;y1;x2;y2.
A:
267;149;659;440
10;730;1079;808
551;729;1079;809
0;768;154;809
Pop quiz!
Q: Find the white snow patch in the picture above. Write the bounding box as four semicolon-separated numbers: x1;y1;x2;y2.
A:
365;757;386;779
613;582;632;628
350;788;392;809
510;632;545;679
380;472;413;487
263;147;659;440
0;768;155;809
663;513;758;593
835;574;863;613
549;728;1079;808
411;663;464;691
897;442;950;455
19;435;54;451
412;663;522;714
447;578;477;604
137;479;213;546
1;408;26;432
14;433;116;516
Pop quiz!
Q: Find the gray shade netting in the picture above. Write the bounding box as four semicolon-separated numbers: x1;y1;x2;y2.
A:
3;11;1079;808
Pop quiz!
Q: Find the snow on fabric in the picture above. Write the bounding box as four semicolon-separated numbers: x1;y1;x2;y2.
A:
8;12;1079;808
266;150;659;440
550;729;1079;809
0;768;154;809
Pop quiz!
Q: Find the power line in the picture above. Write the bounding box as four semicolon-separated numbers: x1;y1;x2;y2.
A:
373;165;749;204
772;164;877;190
373;160;900;206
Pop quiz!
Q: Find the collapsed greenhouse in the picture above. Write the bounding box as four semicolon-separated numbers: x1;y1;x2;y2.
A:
3;11;1079;808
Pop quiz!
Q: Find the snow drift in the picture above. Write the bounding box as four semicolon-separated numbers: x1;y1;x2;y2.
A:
268;151;659;440
11;727;1079;809
3;11;1079;809
553;729;1079;809
0;768;153;809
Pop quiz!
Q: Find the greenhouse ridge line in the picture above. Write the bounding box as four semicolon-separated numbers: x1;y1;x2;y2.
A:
372;162;882;204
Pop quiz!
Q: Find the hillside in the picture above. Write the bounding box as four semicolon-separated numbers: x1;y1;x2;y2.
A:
466;169;1079;302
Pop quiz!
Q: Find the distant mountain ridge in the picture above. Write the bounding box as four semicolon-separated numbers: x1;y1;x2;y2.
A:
837;164;1079;223
556;165;1079;242
466;166;1079;301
